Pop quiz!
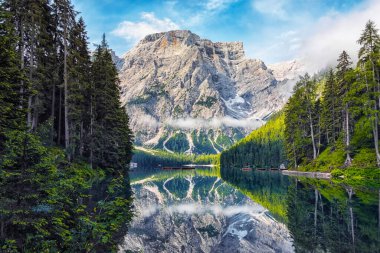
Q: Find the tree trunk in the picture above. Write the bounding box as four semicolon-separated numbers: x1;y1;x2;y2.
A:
0;220;4;239
50;80;56;145
32;97;38;129
344;103;352;166
27;16;36;130
58;87;62;145
90;91;94;168
332;91;336;142
27;48;33;128
318;192;326;239
19;17;25;109
378;189;380;230
63;15;70;159
80;121;84;157
350;206;355;251
293;142;297;168
317;115;321;156
347;187;355;249
309;111;317;159
27;95;33;128
370;58;380;167
373;111;380;166
314;189;318;240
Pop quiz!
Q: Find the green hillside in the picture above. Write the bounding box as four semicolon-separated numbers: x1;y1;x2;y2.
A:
220;113;286;170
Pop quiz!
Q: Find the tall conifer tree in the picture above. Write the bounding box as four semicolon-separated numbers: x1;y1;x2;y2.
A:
91;34;133;170
357;20;380;166
336;51;353;165
0;2;26;150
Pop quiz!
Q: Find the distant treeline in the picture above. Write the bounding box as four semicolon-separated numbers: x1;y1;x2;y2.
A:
220;112;286;169
132;148;219;168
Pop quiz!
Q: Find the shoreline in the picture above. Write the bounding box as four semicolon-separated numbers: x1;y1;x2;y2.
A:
282;170;331;179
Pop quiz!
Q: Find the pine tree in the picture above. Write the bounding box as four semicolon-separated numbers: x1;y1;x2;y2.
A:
5;0;53;130
68;17;92;160
308;77;318;159
91;35;133;170
0;131;57;250
357;20;380;166
321;69;341;145
51;0;76;152
284;73;322;167
0;3;26;150
336;51;354;166
1;1;134;250
285;92;302;167
300;74;319;160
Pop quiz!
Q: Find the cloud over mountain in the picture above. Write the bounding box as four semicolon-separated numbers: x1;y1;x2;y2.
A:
112;12;179;45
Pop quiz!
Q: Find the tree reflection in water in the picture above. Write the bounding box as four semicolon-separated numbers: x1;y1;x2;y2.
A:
221;167;380;253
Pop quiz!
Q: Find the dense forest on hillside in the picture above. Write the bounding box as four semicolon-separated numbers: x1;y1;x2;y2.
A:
132;148;218;168
220;113;286;170
285;20;380;173
221;20;380;178
0;0;133;252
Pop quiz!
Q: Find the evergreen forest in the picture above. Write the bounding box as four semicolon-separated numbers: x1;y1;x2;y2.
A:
285;21;380;173
221;20;380;181
0;0;134;251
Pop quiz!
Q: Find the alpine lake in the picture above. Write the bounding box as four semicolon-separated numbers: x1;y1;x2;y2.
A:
118;166;380;253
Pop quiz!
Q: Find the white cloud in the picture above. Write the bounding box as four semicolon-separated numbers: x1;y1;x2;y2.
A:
252;0;289;19
166;203;266;216
111;1;238;48
141;203;266;217
248;29;302;64
112;12;179;44
165;117;264;130
298;0;380;73
131;113;160;129
205;0;239;11
252;0;380;72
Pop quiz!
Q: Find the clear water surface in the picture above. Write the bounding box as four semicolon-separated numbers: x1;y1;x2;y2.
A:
118;167;380;253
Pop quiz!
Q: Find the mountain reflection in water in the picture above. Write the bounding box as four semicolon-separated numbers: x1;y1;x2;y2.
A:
118;168;380;253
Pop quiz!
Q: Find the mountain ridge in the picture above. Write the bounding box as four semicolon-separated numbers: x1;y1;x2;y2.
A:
117;30;303;154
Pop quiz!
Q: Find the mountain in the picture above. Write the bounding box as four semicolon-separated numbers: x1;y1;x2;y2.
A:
268;60;304;82
118;173;293;252
118;30;302;154
110;49;125;71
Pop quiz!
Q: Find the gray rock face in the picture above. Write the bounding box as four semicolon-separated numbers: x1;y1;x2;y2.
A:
268;60;304;82
110;49;125;71
118;175;294;253
118;30;301;153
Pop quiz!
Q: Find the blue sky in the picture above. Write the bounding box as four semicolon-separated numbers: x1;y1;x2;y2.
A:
72;0;380;68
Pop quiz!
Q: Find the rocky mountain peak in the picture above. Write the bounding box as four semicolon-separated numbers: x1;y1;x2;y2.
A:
118;30;302;154
268;59;304;81
141;30;200;45
136;30;245;61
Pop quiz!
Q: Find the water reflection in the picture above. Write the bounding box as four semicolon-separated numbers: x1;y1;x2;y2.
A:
119;167;379;252
286;181;379;253
119;169;294;253
221;167;380;253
